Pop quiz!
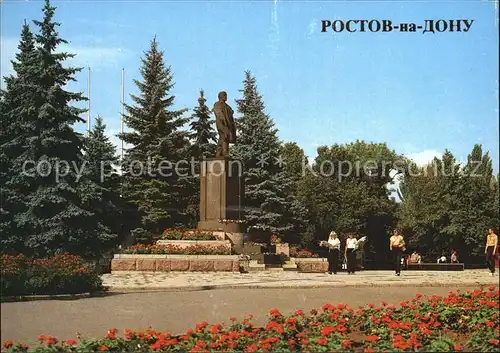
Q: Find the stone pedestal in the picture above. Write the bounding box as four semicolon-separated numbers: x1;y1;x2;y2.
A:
198;157;246;252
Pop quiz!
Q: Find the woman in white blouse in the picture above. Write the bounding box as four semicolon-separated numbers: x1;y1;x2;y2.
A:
326;231;341;274
344;233;358;274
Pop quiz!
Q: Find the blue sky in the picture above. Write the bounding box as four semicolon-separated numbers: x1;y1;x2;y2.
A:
2;0;499;171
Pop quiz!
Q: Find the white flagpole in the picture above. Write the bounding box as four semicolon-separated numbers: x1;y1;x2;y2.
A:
121;68;125;160
87;67;91;135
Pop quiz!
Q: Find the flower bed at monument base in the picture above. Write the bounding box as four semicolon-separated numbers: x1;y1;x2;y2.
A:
161;229;218;241
156;239;231;251
3;287;499;352
111;254;240;272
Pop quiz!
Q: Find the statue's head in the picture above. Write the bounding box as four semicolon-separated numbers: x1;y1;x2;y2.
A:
218;91;228;102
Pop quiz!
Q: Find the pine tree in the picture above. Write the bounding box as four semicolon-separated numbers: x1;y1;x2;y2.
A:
0;22;38;253
121;37;190;242
232;71;293;237
83;116;122;244
6;0;113;258
189;90;217;159
185;90;217;226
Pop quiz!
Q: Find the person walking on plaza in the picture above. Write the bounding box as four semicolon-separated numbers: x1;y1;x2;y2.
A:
344;233;358;274
390;229;405;276
322;231;341;274
485;228;498;276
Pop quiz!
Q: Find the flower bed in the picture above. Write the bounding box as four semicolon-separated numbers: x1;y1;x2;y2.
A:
289;247;320;258
120;244;231;255
161;229;217;241
3;287;499;352
0;253;102;297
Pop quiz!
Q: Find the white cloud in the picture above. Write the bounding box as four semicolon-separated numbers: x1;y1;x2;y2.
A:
407;149;442;167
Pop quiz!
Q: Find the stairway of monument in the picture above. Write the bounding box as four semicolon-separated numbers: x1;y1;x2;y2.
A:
245;254;297;272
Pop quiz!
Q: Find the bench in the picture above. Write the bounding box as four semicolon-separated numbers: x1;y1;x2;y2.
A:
407;263;464;271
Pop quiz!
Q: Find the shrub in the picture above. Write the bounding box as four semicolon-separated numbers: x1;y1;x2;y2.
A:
0;253;103;297
121;244;231;255
3;286;498;352
161;229;217;241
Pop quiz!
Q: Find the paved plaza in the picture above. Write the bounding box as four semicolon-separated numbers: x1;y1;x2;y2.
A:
102;269;500;291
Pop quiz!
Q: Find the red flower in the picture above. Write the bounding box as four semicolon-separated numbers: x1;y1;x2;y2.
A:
269;309;281;318
246;343;259;352
295;309;304;316
300;339;309;345
3;340;14;349
488;339;500;346
342;339;351;347
45;336;58;346
317;338;328;346
453;344;463;351
320;326;335;336
124;329;135;340
486;320;495;327
65;340;77;346
364;335;379;342
105;328;118;339
99;346;109;351
210;324;221;334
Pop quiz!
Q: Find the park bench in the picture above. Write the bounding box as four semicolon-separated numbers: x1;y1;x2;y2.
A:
407;263;464;271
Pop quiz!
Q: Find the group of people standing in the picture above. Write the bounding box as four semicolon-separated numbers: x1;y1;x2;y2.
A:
321;231;362;275
321;228;498;276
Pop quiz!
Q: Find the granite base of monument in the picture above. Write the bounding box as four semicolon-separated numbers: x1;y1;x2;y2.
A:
197;157;246;253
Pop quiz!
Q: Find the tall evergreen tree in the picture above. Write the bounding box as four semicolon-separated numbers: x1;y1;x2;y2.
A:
120;37;189;242
185;90;217;226
0;22;38;252
189;90;217;158
6;0;113;258
232;71;293;237
82;116;121;246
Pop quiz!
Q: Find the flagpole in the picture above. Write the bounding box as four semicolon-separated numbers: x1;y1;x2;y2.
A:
87;67;91;135
121;68;125;160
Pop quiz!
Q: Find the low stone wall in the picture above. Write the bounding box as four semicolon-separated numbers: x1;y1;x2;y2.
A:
156;239;231;251
111;254;240;272
291;257;328;273
274;243;290;257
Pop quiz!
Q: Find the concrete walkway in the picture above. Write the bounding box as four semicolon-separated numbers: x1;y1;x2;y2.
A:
102;269;499;291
